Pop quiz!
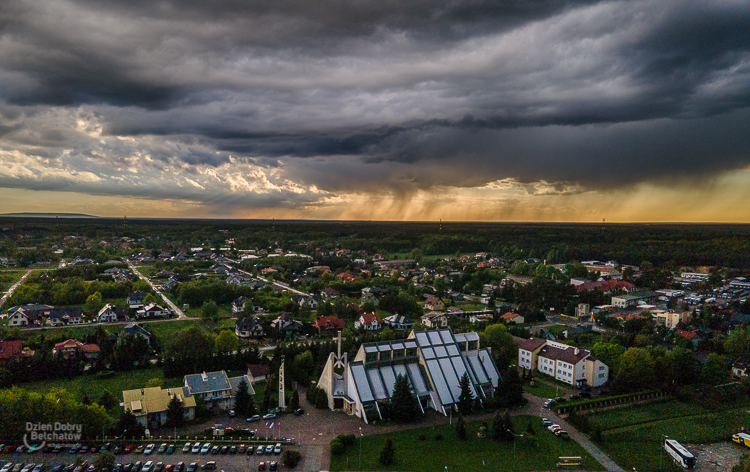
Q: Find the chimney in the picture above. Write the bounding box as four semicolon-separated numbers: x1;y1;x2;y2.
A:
575;348;580;355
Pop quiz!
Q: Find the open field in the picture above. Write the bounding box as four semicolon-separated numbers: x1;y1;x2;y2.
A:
589;400;750;471
524;381;560;399
12;319;197;341
21;367;184;408
329;415;603;471
0;270;26;293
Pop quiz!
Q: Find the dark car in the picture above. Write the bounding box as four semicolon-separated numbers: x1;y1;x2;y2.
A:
185;464;197;472
210;446;219;455
293;409;304;416
228;446;236;455
52;466;64;472
268;462;277;471
219;446;228;455
257;463;265;472
175;463;184;472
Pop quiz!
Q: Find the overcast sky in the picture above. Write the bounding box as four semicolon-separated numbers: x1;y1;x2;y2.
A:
1;0;749;221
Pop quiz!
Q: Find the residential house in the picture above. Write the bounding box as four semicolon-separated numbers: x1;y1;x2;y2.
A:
247;364;271;384
469;313;494;324
337;271;355;283
138;303;167;318
127;291;147;308
424;296;445;312
611;292;657;309
500;312;524;324
321;288;339;299
122;322;155;345
226;274;253;286
421;311;449;329
732;359;750;378
0;340;34;363
7;304;53;327
354;312;382;331
53;339;100;359
162;277;178;291
533;340;609;388
97;304;128;323
516;337;547;371
317;328;501;423
654;311;690;329
270;313;304;333
183;370;254;409
122;386;196;429
48;307;83;326
235;316;265;338
314;316;345;334
361;288;379;307
299;297;318;310
383;314;413;331
232;297;248;314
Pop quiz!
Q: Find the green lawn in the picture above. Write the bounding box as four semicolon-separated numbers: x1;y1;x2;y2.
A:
14;319;196;342
0;270;26;293
524;381;560;399
329;416;603;471
589;401;750;471
21;367;183;415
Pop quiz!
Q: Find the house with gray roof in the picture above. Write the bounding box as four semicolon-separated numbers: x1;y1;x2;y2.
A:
317;328;500;424
183;370;254;410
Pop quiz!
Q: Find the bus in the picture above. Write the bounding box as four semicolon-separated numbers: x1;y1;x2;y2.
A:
732;432;750;448
556;456;583;469
664;439;695;469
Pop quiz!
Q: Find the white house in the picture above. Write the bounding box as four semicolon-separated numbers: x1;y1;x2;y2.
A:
533;340;609;388
354;312;382;331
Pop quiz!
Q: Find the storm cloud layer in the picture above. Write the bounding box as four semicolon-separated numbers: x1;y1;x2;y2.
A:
0;0;749;218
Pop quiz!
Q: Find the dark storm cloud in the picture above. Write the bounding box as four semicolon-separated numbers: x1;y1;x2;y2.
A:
0;0;749;205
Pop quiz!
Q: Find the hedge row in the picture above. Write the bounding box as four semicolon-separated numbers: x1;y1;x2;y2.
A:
555;390;669;414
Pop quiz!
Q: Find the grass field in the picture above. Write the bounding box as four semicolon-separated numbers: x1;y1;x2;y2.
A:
589;400;750;471
21;367;184;415
14;319;197;342
329;415;603;471
0;270;26;293
524;381;560;399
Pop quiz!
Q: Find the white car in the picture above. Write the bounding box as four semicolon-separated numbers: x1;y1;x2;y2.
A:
547;424;561;431
200;444;211;455
142;462;154;472
182;443;192;453
144;444;155;455
541;418;552;426
544;399;554;408
1;464;13;472
264;445;273;455
191;444;201;454
273;444;281;455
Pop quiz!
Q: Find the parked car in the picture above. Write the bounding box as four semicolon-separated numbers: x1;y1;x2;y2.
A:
132;462;142;472
182;444;191;454
154;462;164;472
200;444;211;455
79;445;88;454
262;413;276;420
144;445;155;455
89;446;98;454
32;465;43;472
264;445;273;455
200;463;215;470
273;444;281;455
191;444;201;454
543;399;553;408
51;466;64;472
158;444;167;454
219;446;228;455
166;445;174;455
164;465;174;472
255;446;264;455
113;446;122;455
185;464;196;472
237;445;246;454
11;465;22;472
247;415;260;423
228;410;235;417
210;446;219;455
547;424;561;431
16;446;26;454
555;430;570;439
228;446;236;455
293;409;304;416
20;464;35;472
0;464;12;472
268;462;277;471
541;418;552;426
257;463;265;472
141;461;154;472
175;463;184;472
135;445;145;454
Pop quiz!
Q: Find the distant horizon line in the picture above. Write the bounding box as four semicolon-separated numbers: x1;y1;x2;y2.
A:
1;212;749;226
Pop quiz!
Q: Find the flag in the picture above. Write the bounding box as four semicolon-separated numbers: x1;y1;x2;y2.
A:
269;422;274;429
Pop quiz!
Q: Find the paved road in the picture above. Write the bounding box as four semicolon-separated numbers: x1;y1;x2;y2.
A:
128;262;186;320
228;262;312;299
0;269;32;310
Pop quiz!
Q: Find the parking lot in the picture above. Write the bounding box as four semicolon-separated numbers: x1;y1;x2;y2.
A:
0;441;288;472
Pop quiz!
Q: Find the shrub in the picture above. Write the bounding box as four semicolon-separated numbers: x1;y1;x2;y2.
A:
379;439;395;466
338;434;356;448
434;434;443;441
329;439;344;455
418;435;426;441
282;450;301;468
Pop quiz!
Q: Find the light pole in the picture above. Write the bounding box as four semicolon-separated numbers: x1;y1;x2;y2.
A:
359;427;363;470
507;429;524;471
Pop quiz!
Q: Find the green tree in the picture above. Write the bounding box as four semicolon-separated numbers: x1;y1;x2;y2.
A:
83;291;103;317
98;390;117;410
290;389;300;411
725;328;750;359
234;378;253;416
114;410;146;439
143;293;158;305
613;347;655;393
456;413;467;441
496;366;525;407
202;300;219;320
591;342;626;375
145;378;162;388
379;439;395;466
389;374;419;423
457;372;474;415
701;353;731;386
194;395;210;421
166;394;184;428
93;452;115;471
215;330;239;353
479;324;515;361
